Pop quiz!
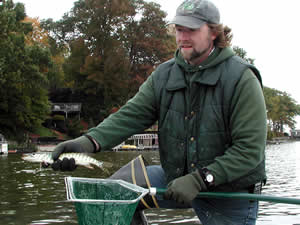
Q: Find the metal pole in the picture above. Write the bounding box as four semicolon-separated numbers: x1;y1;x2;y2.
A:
155;188;300;205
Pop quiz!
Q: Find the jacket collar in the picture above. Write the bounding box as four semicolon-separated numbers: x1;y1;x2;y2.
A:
165;62;222;91
192;66;222;86
166;48;234;91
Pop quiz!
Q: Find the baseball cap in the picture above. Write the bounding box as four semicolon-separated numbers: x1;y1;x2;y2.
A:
167;0;220;29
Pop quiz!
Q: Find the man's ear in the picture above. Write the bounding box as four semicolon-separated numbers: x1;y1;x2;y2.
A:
211;31;217;41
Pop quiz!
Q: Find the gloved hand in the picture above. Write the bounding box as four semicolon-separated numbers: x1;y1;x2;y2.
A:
51;136;96;171
164;170;207;206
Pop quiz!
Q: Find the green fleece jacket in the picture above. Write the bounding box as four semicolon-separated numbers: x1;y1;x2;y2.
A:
88;47;267;190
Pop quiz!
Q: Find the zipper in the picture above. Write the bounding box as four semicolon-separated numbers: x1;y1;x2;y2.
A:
183;71;192;174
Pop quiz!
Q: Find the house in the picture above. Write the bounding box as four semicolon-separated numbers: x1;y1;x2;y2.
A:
0;133;8;154
291;129;300;139
113;133;158;151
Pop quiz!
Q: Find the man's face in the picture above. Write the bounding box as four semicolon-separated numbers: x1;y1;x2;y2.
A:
175;24;216;65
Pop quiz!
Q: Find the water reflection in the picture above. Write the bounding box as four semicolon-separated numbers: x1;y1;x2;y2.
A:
1;143;300;224
258;141;300;225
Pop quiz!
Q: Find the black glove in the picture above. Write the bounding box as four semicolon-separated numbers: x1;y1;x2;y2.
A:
164;170;207;206
51;136;96;171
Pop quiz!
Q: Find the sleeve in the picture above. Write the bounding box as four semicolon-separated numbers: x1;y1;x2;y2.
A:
207;68;267;186
86;74;158;150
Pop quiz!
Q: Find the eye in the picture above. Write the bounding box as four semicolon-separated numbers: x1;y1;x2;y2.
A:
175;27;183;32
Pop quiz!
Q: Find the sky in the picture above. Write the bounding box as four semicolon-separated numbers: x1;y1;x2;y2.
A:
14;0;300;128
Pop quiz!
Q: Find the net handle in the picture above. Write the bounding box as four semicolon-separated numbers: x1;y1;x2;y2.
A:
153;188;300;205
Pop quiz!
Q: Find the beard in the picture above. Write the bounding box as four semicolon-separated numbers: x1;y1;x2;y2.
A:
180;41;213;65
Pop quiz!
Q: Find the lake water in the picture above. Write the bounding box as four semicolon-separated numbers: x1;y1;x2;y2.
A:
1;141;300;225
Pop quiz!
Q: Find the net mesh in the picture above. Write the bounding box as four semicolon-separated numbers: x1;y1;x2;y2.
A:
65;177;148;225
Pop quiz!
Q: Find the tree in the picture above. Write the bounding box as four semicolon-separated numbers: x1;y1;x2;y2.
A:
263;87;300;134
0;0;52;140
123;1;176;97
44;0;176;121
47;38;67;93
233;46;255;65
23;17;50;47
233;46;300;136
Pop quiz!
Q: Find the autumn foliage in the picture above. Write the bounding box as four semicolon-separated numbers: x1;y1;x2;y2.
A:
0;0;299;140
43;0;176;122
0;0;52;140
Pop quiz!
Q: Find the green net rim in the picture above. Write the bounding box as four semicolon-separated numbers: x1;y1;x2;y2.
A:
65;177;149;204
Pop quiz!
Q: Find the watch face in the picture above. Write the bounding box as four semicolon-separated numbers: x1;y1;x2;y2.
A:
206;174;214;183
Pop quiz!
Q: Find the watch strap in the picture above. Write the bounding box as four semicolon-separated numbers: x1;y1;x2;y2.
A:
199;168;215;189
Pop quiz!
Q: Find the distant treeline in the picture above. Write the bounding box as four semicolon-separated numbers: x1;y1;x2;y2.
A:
0;0;299;142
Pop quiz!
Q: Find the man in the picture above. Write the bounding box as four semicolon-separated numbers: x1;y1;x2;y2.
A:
52;0;267;224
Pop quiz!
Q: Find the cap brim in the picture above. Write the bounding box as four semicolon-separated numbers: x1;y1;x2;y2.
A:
167;16;206;29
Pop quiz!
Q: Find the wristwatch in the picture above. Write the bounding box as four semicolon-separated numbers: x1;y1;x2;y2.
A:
200;168;215;188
